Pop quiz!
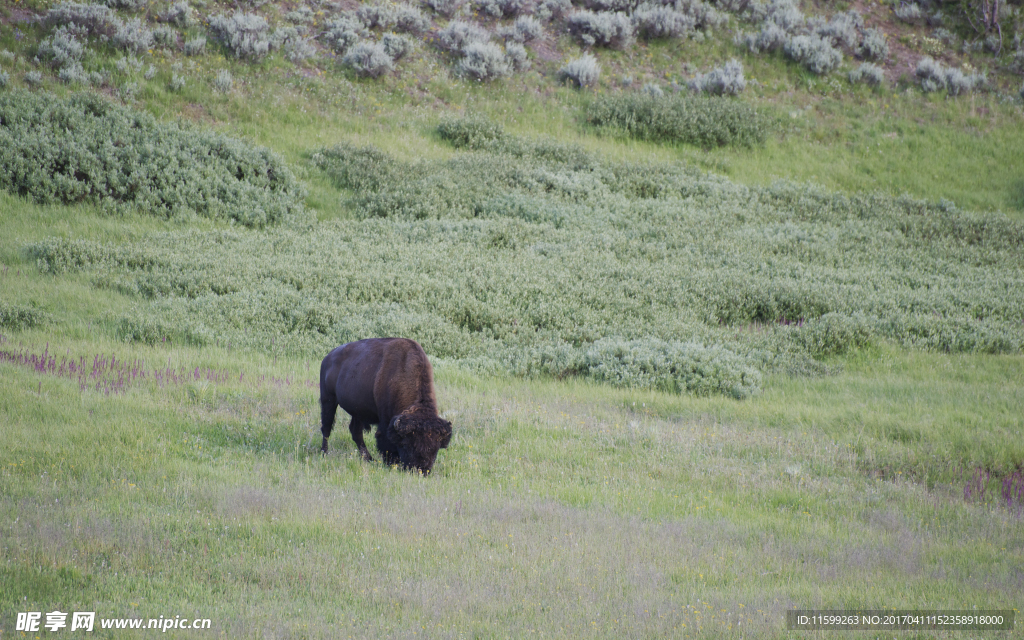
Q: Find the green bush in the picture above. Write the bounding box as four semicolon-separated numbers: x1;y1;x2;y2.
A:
29;121;1023;398
0;303;51;331
584;91;774;147
0;91;308;227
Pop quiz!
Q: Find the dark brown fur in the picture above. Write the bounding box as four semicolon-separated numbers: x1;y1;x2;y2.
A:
320;338;452;474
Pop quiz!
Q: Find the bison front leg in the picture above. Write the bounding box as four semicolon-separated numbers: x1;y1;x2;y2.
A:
349;417;374;461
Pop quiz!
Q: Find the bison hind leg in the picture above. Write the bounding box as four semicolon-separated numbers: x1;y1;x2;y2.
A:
320;395;338;455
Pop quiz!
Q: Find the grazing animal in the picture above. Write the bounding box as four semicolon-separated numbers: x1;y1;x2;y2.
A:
320;338;452;474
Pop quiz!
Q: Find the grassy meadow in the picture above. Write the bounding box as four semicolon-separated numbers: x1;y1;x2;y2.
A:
3;0;1024;636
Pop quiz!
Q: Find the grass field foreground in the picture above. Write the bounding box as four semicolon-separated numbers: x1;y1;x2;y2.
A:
1;332;1022;637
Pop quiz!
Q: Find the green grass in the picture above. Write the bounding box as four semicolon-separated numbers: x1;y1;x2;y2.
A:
1;336;1022;637
2;2;1024;636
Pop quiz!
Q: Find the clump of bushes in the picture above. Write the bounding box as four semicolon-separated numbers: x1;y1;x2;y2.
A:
688;58;746;95
458;42;513;80
585;91;774;147
343;41;395;78
0;91;307;227
0;303;50;331
633;5;696;40
46;3;117;37
567;10;636;49
381;32;415;61
322;16;367;54
848;62;884;85
473;0;528;19
213;68;233;92
158;0;195;28
857;28;889;60
425;0;468;18
811;9;862;49
783;34;842;74
113;17;155;54
29;121;1024;396
581;338;763;398
183;35;206;56
208;12;271;60
535;0;572;21
434;20;492;52
915;56;985;94
894;2;922;24
497;16;543;43
558;53;601;88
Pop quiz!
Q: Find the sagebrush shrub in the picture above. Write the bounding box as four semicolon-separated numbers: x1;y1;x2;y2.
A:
458;41;512;81
848;62;884;85
857;27;888;60
813;9;861;49
0;90;307;227
0;71;9;88
46;2;117;36
688;58;745;95
741;21;787;53
567;11;636;49
183;35;206;56
673;0;727;30
209;12;271;60
504;42;529;71
356;4;395;29
285;36;318;62
585;91;773;147
535;0;572;21
153;26;177;47
343;41;395;78
159;0;195;28
393;4;432;34
434;21;492;51
322;16;367;54
285;6;315;23
557;53;601;88
103;0;148;11
764;0;804;32
641;82;664;97
24;71;44;87
213;69;233;92
474;0;528;18
499;16;543;43
113;17;155;54
58;63;91;85
894;2;922;24
381;32;415;61
37;26;85;69
784;34;842;74
915;56;984;94
633;5;696;39
424;0;468;18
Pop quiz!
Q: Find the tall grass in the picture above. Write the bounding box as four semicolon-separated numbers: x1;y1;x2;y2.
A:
1;337;1021;638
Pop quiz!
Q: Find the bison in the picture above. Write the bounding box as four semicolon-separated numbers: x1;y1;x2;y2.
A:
320;338;452;474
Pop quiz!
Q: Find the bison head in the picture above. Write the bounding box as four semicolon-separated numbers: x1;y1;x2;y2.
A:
390;414;452;475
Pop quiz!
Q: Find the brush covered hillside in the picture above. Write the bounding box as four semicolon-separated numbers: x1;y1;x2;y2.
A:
1;0;1023;636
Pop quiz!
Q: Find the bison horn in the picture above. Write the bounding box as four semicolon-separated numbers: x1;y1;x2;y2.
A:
391;415;414;435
